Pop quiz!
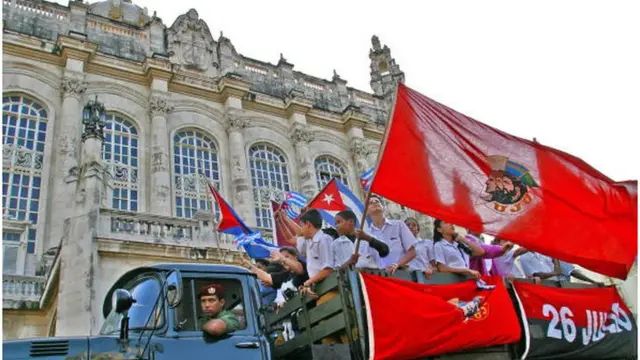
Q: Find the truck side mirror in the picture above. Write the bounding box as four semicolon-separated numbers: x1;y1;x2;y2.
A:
112;289;136;314
166;270;183;308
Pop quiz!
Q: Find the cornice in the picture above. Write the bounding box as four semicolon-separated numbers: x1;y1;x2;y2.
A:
4;33;386;137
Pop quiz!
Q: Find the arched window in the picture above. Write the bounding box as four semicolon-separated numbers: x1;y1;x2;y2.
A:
249;144;290;229
315;156;349;189
103;114;139;211
173;129;220;218
2;94;48;262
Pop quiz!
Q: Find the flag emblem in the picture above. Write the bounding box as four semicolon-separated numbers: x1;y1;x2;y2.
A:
481;155;539;214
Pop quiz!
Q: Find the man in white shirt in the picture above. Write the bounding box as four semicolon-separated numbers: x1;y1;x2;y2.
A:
332;210;389;269
366;195;417;274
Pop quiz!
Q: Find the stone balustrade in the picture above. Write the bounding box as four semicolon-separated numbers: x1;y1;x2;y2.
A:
98;208;237;249
3;274;46;309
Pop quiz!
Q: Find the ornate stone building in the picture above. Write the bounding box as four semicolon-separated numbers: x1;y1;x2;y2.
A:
2;0;430;338
3;0;635;340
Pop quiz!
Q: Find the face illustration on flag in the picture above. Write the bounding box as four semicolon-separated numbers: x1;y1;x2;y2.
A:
412;96;542;234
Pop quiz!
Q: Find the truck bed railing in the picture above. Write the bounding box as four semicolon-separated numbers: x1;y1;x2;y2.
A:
265;269;602;360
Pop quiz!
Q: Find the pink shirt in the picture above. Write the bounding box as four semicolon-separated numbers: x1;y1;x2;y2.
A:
465;234;504;275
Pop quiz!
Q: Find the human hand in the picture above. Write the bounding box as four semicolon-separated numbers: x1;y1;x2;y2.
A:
466;269;481;279
240;257;253;269
386;263;399;274
355;229;370;242
270;251;284;263
424;267;434;279
501;242;515;252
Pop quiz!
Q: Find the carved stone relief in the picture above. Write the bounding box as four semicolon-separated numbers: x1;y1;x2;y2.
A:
350;138;371;174
61;77;87;99
290;123;314;145
167;9;217;72
151;152;168;172
225;110;248;133
149;95;174;117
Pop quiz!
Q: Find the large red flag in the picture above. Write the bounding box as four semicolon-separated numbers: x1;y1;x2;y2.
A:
360;273;521;360
370;83;637;279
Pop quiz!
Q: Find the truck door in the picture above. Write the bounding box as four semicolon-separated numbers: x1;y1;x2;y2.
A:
151;274;267;360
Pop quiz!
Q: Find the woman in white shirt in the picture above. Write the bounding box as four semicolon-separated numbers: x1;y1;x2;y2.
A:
404;217;435;277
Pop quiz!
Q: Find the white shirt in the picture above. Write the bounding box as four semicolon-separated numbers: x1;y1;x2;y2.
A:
367;219;417;268
331;235;383;269
434;239;470;269
519;252;571;281
408;238;435;271
493;248;524;278
302;230;334;278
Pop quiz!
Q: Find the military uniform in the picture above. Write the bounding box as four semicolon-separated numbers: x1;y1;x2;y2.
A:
198;310;241;332
198;283;241;334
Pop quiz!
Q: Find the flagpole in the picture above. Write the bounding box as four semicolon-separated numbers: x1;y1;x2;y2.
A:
198;162;226;264
353;83;402;255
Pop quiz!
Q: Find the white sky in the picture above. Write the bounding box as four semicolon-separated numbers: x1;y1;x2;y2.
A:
60;0;639;181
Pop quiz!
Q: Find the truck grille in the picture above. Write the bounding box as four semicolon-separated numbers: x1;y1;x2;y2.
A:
29;340;69;357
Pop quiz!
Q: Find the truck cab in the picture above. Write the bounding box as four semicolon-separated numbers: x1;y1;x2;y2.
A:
3;263;272;360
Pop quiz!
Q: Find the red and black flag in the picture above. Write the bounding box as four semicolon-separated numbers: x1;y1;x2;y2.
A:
360;273;521;360
513;281;637;359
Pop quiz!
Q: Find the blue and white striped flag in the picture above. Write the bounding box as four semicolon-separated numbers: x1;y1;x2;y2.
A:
360;168;374;191
284;191;308;208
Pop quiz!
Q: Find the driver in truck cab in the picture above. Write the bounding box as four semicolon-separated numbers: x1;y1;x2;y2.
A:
198;284;241;337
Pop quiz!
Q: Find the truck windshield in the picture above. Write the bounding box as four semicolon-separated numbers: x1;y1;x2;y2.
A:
100;275;165;335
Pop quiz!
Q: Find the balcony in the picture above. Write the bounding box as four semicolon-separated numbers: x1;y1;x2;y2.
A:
96;208;241;260
3;274;45;309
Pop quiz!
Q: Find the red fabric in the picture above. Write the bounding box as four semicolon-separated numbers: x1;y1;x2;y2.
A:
512;281;636;358
370;83;637;279
270;200;287;247
307;178;348;211
513;281;633;328
360;273;521;360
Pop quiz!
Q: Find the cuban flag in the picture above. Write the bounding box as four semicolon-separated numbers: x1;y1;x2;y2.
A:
207;183;277;259
282;202;299;219
207;183;252;236
307;178;366;227
360;168;374;191
234;231;279;259
284;191;308;208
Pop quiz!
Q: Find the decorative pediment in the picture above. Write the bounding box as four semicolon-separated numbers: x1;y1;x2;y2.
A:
167;9;217;72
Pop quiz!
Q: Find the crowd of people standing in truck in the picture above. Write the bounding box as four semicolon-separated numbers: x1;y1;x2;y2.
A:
231;195;604;341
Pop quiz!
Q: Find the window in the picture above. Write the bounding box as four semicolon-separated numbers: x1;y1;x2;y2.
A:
2;232;21;274
100;275;165;335
176;278;247;332
2;94;48;254
173;129;220;218
249;144;290;229
103;114;139;211
315;156;349;189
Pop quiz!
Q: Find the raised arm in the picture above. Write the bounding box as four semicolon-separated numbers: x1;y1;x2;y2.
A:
456;234;485;257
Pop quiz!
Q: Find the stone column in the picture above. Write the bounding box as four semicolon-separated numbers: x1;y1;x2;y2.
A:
225;109;255;225
48;74;86;253
366;143;380;168
56;102;108;336
349;137;372;178
290;123;316;198
149;93;173;216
